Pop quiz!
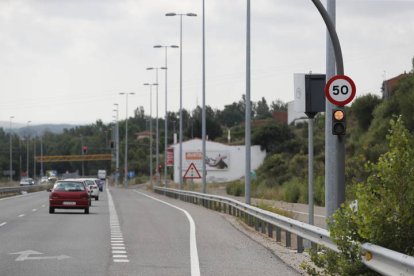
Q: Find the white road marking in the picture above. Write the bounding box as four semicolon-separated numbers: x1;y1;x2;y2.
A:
107;187;129;263
112;250;127;254
32;209;37;212
0;222;7;227
9;250;70;261
135;190;201;276
18;214;25;218
114;259;129;263
41;205;45;208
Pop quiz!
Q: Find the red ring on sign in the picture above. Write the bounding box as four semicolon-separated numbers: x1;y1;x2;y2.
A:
324;75;356;106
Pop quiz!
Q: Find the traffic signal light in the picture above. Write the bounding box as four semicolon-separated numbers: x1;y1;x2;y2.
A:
332;109;346;135
82;146;88;154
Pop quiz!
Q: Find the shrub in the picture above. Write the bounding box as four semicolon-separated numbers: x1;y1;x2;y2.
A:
303;116;414;275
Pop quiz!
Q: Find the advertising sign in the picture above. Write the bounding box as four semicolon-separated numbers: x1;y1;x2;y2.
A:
167;147;174;167
184;151;230;171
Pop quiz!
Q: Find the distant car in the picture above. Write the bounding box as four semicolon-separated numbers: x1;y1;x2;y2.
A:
97;179;104;192
20;178;35;186
79;178;100;201
40;176;49;183
49;180;90;214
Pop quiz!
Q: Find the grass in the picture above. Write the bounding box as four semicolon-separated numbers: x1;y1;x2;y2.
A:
255;201;294;218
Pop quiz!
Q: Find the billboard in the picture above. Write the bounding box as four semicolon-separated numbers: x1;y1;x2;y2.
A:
184;151;229;171
167;147;174;167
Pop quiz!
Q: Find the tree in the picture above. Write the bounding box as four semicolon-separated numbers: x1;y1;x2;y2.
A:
270;99;287;112
189;106;223;141
350;94;381;130
255;97;271;119
304;116;414;275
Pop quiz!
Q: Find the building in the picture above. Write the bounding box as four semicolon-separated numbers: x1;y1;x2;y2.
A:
382;72;411;99
287;101;307;125
170;139;266;183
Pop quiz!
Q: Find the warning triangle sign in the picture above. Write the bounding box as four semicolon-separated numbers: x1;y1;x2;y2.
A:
183;162;202;179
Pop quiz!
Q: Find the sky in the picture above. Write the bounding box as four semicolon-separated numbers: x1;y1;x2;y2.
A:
0;0;413;126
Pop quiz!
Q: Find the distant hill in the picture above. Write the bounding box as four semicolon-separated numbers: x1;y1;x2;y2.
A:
0;122;83;136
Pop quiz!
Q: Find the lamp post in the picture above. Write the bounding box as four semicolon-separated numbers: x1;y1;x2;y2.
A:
9;116;14;182
166;12;197;189
26;120;31;178
202;0;207;193
113;103;120;187
154;44;179;186
144;83;158;186
119;92;135;188
146;67;166;185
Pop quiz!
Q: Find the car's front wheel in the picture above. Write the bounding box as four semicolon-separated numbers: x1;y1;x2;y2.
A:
84;207;89;214
95;196;99;201
49;207;54;214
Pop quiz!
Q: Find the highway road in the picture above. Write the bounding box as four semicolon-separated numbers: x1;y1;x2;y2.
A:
0;186;300;276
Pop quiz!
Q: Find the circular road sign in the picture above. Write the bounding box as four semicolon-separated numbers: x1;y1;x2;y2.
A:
324;75;356;106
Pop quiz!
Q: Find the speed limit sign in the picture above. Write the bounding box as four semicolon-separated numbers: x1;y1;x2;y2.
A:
324;75;356;106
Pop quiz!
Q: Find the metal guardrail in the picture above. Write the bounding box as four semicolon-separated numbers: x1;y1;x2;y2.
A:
154;186;338;253
154;186;414;276
362;243;414;276
0;184;49;195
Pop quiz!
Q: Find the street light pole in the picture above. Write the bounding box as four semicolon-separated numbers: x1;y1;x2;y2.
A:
9;116;14;182
202;0;207;193
147;67;165;185
26;121;31;178
166;12;197;189
154;45;178;187
245;0;252;205
144;83;158;187
113;103;120;187
119;92;135;188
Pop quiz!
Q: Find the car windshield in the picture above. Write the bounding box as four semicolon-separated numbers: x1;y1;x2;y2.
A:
54;182;85;191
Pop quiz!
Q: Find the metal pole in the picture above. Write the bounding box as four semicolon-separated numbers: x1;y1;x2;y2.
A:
164;48;168;187
202;0;207;193
26;121;31;178
311;0;346;218
245;0;251;205
124;94;129;188
155;69;160;185
179;14;183;189
33;138;36;180
150;85;153;186
81;135;84;177
114;104;120;187
40;135;43;178
308;118;314;225
9;116;14;182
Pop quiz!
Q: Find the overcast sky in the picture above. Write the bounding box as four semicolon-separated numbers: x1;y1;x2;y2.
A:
0;0;413;125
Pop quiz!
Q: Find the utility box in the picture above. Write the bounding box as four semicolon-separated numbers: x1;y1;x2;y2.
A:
294;73;326;117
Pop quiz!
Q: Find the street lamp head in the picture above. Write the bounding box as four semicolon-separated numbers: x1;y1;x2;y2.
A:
154;45;162;48
114;103;118;106
144;83;150;86
160;67;167;70
153;83;158;86
171;45;179;48
146;67;154;70
186;13;197;16
119;92;125;95
165;12;176;16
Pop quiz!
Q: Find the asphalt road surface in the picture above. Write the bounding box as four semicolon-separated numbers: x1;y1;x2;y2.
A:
0;186;300;276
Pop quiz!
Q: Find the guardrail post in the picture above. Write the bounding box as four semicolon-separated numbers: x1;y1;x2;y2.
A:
268;224;273;238
261;222;266;234
286;231;291;248
276;227;281;243
254;218;259;231
297;236;304;253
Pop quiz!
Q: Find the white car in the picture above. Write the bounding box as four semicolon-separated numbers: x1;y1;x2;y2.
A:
20;178;35;186
80;178;100;201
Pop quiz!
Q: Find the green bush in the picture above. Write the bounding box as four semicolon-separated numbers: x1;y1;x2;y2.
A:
282;178;302;203
226;180;245;196
303;116;414;275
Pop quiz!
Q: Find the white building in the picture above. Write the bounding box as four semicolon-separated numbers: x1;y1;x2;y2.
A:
171;139;266;183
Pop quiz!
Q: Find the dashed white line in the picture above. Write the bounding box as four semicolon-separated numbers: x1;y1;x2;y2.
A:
18;214;25;218
107;187;129;264
0;222;7;227
32;209;37;212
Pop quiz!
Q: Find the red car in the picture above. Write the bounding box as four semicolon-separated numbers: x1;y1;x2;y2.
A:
49;180;90;214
